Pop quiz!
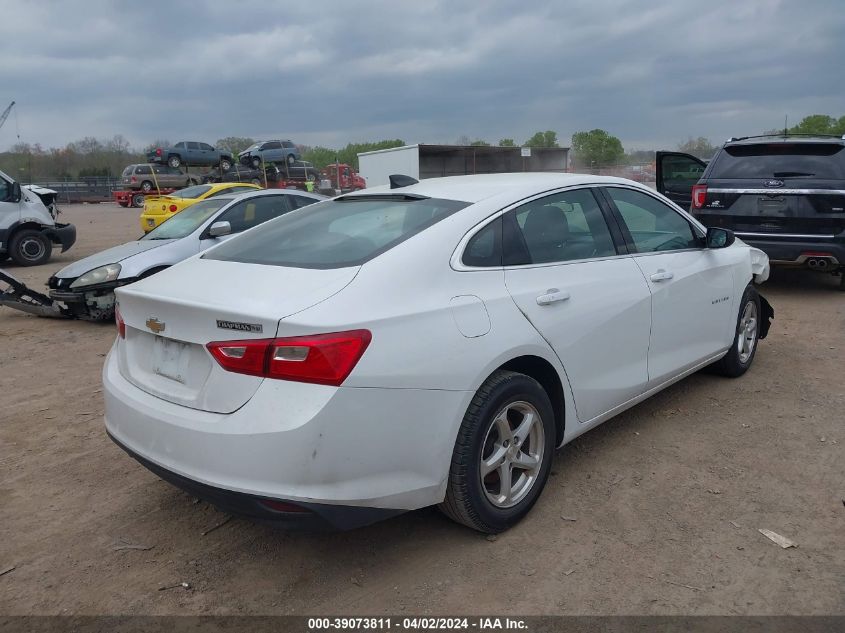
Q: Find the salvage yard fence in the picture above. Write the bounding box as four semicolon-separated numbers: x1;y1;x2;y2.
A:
27;176;122;204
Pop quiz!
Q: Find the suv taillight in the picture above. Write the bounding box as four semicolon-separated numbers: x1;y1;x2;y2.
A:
156;148;162;156
207;330;371;386
130;176;137;183
692;184;707;209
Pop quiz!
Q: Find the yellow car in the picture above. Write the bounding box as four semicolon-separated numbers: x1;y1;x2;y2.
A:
139;182;262;232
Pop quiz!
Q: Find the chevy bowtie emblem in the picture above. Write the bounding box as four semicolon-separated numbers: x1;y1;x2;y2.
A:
146;317;165;334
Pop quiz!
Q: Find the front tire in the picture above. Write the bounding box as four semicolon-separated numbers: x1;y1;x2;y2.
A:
287;153;296;166
219;159;232;172
168;155;182;169
439;370;555;533
714;285;761;377
251;156;261;169
9;230;52;266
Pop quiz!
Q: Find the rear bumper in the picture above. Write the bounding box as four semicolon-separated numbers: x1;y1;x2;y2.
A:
44;223;77;252
102;345;471;520
738;235;845;268
108;431;402;530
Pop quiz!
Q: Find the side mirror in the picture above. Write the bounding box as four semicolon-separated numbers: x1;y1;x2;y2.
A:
207;221;231;238
706;227;735;249
11;182;21;202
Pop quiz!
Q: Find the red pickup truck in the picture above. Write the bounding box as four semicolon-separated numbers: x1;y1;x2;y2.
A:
321;163;366;193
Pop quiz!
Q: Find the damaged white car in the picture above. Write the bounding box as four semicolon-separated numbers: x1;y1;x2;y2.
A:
45;189;325;319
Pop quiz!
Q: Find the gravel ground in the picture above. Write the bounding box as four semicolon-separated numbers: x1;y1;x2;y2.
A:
1;203;843;615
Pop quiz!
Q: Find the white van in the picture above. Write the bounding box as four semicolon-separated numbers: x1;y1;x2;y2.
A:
0;169;76;266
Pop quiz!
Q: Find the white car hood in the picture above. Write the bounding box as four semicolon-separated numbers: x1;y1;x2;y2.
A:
55;240;174;280
23;184;58;196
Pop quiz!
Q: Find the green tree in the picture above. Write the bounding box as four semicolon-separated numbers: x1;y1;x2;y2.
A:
215;136;255;154
498;138;516;147
470;139;491;146
524;130;559;148
677;136;716;159
571;129;624;167
789;114;838;135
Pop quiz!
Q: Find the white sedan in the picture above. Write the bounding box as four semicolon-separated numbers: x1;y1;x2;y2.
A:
104;173;772;532
48;189;325;320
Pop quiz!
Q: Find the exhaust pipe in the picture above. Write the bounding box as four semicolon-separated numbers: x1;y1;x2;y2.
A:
806;257;833;270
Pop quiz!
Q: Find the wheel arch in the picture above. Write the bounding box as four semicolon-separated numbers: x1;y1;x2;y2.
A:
491;354;566;446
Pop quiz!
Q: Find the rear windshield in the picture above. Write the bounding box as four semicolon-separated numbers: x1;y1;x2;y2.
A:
204;196;468;269
170;184;211;199
122;166;134;176
709;143;845;179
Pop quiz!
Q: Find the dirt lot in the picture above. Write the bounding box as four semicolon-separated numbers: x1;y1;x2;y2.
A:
1;203;843;615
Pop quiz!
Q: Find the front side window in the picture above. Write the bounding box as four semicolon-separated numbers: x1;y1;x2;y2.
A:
205;196;468;269
142;198;231;240
174;142;185;149
289;195;321;210
216;196;292;233
263;141;282;150
605;187;699;253
200;143;213;151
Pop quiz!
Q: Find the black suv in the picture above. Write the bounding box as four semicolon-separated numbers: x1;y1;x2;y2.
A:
657;135;845;289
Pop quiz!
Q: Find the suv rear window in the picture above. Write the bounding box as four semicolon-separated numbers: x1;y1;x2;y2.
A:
709;143;845;179
204;196;468;269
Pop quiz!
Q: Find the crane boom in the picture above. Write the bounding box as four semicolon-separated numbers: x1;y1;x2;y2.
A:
0;101;15;131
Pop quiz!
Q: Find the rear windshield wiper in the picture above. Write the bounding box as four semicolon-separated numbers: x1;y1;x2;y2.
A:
772;171;815;177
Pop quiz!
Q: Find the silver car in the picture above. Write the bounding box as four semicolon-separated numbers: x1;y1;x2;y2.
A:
47;189;327;320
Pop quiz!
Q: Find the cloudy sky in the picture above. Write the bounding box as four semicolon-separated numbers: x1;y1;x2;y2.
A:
1;0;843;152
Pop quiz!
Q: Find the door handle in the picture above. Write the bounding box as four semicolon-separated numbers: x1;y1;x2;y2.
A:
536;289;570;306
650;270;674;282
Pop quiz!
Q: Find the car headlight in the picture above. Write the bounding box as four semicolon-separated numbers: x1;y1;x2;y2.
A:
70;263;122;289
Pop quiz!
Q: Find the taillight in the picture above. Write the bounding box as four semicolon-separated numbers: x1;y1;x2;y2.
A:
130;176;137;183
156;148;162;156
115;305;126;339
207;330;371;386
169;204;177;212
692;184;707;209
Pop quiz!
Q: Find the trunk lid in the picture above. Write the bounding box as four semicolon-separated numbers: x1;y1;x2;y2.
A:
697;177;845;236
114;257;359;413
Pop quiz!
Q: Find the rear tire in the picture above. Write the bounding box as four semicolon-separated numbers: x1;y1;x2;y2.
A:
140;180;153;193
287;153;296;166
168;155;181;169
439;370;555;533
713;285;761;377
9;229;52;266
219;159;232;172
131;193;145;207
251;156;261;169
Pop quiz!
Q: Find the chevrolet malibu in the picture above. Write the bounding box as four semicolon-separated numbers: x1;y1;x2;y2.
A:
104;173;773;533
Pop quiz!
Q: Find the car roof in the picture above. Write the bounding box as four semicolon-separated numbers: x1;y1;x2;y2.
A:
343;173;645;204
725;135;845;146
218;188;328;201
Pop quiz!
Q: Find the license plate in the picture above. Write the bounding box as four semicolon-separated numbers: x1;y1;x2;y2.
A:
152;336;189;383
147;219;155;227
757;197;787;214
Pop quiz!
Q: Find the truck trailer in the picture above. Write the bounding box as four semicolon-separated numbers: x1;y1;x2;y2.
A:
357;144;570;188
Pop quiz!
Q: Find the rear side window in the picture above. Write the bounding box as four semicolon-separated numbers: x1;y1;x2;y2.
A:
709;143;845;179
205;196;468;268
136;165;152;175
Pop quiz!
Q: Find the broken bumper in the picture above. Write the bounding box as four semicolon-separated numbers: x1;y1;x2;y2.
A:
44;223;77;253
